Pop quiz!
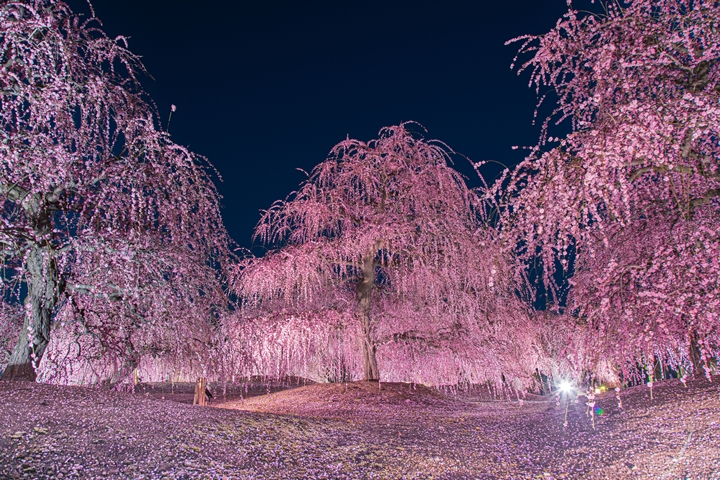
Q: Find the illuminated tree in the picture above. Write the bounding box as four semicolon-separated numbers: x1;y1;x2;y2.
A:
0;0;231;381
501;0;720;379
233;124;535;386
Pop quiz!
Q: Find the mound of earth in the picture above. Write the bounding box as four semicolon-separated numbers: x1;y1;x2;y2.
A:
219;380;461;418
1;376;719;478
132;376;315;405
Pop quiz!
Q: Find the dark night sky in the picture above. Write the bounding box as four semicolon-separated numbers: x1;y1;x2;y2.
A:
65;0;569;250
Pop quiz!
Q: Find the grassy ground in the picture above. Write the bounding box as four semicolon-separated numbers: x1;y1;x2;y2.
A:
0;375;718;479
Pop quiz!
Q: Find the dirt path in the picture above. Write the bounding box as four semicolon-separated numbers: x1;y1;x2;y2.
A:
0;377;718;479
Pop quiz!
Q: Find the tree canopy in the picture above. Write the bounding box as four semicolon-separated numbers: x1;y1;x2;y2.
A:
499;0;720;381
231;124;536;386
0;0;232;382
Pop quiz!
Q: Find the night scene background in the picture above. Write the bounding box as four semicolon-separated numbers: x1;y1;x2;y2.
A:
2;0;720;478
64;0;568;250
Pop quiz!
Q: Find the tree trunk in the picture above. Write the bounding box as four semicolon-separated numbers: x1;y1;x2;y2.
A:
356;254;379;381
689;334;703;375
1;246;58;381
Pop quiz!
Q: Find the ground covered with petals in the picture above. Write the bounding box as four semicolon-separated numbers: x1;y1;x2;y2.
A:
0;376;718;479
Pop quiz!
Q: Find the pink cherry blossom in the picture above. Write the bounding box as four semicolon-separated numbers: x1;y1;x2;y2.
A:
0;1;232;383
230;124;537;388
501;0;720;383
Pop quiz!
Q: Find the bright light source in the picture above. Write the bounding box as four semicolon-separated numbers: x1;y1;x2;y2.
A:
559;381;573;393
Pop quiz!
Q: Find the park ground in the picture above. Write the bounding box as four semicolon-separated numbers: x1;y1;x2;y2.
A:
0;375;718;479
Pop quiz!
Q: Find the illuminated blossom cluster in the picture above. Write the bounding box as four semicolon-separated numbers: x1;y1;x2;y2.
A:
0;1;231;382
231;124;536;387
501;0;720;380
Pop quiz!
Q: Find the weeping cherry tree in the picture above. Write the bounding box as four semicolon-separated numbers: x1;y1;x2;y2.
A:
0;0;231;381
499;0;720;381
232;124;535;386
